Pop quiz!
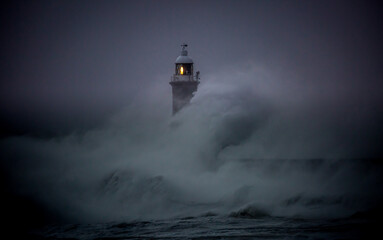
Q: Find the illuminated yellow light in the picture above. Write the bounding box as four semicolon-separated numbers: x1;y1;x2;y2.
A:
180;66;184;75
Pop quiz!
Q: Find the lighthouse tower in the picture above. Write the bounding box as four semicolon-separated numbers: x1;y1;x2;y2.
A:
170;44;200;115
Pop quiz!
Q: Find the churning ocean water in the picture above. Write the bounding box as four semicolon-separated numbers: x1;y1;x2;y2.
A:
25;158;382;240
33;211;378;239
3;74;383;239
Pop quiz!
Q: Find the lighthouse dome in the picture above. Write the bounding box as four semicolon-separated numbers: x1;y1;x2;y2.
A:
175;48;193;63
175;55;193;63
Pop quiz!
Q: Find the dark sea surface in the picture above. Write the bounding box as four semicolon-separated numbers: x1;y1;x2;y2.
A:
30;212;380;240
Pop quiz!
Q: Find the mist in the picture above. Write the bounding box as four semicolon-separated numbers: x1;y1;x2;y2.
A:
1;63;382;223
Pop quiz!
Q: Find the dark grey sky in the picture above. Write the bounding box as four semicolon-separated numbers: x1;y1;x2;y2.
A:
1;0;382;137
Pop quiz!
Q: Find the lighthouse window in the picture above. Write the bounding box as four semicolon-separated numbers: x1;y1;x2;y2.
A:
177;64;192;75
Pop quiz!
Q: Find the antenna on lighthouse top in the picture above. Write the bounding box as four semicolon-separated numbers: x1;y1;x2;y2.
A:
180;43;188;56
181;43;188;50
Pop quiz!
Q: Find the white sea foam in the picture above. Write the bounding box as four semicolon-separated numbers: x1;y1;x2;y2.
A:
1;64;382;222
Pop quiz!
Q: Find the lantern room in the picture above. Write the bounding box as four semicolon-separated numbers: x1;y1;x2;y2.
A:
175;44;194;76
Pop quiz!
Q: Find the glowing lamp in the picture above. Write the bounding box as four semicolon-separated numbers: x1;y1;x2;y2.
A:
180;66;184;75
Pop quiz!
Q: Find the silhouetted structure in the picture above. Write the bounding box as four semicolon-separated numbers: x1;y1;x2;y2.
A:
169;44;200;114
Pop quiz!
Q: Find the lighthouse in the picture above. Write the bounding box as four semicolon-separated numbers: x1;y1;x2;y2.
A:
170;44;200;114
